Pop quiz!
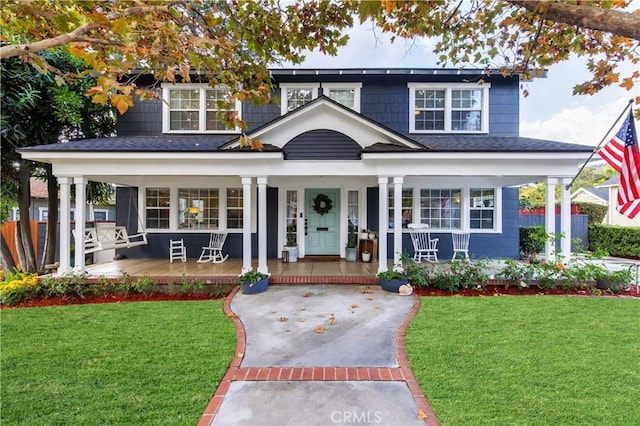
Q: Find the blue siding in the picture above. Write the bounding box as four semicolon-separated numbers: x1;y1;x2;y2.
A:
284;129;361;160
360;84;408;134
117;98;162;136
487;80;519;136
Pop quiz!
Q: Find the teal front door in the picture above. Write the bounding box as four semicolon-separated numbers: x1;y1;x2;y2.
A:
305;189;340;255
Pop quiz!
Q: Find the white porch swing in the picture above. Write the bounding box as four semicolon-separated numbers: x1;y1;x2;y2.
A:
74;186;148;254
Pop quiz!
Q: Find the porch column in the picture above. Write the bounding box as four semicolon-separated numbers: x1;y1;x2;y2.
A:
241;177;253;272
257;177;268;274
378;177;388;274
393;176;404;271
545;177;557;262
58;177;72;274
560;177;572;260
74;177;87;272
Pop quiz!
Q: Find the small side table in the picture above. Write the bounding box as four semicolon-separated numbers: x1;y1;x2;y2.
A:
357;239;378;262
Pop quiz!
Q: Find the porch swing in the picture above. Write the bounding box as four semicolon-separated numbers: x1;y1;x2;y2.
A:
74;186;148;254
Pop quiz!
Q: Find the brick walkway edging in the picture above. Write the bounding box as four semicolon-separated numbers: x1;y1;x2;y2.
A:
198;286;440;426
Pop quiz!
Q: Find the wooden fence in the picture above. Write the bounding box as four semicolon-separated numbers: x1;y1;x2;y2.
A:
1;221;39;266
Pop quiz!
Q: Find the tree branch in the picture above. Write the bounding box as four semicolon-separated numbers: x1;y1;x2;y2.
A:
0;3;175;59
508;0;640;41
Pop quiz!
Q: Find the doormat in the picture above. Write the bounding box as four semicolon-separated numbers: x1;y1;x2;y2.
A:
300;255;341;262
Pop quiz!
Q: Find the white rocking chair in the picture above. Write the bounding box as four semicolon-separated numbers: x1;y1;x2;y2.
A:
408;223;439;262
451;231;470;261
197;232;229;263
169;239;186;263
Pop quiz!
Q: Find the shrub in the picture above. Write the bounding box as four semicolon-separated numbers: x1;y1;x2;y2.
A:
39;272;88;298
588;225;640;259
519;226;546;260
0;267;39;306
575;202;607;225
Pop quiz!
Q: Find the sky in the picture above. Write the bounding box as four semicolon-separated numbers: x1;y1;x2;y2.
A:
283;18;639;148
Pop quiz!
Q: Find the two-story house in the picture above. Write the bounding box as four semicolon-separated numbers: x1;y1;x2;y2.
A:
19;68;593;274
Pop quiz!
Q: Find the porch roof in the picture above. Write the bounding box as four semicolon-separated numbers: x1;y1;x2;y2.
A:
20;134;593;154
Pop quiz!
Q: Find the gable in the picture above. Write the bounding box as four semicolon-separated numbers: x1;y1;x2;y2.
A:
224;96;422;151
283;129;361;160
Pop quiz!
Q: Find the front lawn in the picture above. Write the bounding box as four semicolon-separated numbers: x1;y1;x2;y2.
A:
405;296;640;425
1;301;235;425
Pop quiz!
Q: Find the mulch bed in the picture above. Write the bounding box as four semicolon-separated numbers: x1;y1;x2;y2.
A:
414;285;640;297
4;284;639;309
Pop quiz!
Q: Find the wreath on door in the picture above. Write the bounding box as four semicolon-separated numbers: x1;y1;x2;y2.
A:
312;193;333;215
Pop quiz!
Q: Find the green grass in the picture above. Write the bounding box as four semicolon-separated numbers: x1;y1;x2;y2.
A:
405;296;640;425
1;301;235;425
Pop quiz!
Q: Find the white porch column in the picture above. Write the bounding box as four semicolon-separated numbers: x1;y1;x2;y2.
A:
545;177;557;262
378;177;388;274
393;176;404;271
58;177;72;274
560;177;572;260
242;177;253;272
257;177;268;274
73;177;86;272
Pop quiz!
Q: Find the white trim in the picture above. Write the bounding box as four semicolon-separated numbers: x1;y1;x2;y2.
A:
321;82;362;112
279;83;320;115
161;83;242;134
408;82;490;133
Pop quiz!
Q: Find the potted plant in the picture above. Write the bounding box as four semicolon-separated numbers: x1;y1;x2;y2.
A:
361;250;371;262
377;269;408;293
345;225;358;262
593;267;633;293
284;225;298;262
238;270;270;294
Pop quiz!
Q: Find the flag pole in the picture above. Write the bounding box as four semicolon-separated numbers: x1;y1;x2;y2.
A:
565;99;634;190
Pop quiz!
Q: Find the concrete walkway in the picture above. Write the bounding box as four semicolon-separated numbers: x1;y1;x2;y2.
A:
199;285;439;426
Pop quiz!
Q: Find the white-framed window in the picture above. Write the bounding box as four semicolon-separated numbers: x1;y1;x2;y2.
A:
226;188;243;229
322;83;362;112
145;187;171;229
420;189;462;230
93;209;109;221
178;188;219;229
408;83;490;133
469;188;495;229
347;190;359;247
388;188;414;229
285;190;298;245
143;185;246;232
162;84;241;133
279;83;320;115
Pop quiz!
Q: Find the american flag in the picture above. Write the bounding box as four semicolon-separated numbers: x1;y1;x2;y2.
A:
598;111;640;219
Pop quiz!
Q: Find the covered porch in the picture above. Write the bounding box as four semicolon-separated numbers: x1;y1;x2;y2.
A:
83;258;382;284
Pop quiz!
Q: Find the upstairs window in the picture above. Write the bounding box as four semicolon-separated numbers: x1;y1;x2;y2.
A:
322;83;362;112
280;83;319;115
162;84;241;133
408;83;490;133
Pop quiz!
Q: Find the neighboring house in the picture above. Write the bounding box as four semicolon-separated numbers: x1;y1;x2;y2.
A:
7;178;116;223
598;177;640;227
19;68;593;274
571;185;609;224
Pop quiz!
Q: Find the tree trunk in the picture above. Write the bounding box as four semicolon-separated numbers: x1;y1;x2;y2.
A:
17;164;37;272
41;166;59;270
1;232;17;272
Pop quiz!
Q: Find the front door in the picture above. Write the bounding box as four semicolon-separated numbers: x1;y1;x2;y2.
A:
305;189;340;255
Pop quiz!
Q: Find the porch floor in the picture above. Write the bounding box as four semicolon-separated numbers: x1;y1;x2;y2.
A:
83;258;383;284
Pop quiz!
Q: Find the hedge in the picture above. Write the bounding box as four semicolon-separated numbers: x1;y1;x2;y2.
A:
575;202;607;225
588;225;640;259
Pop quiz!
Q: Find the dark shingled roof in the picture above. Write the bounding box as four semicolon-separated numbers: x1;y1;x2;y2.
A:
408;135;595;152
20;135;235;152
362;142;429;153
